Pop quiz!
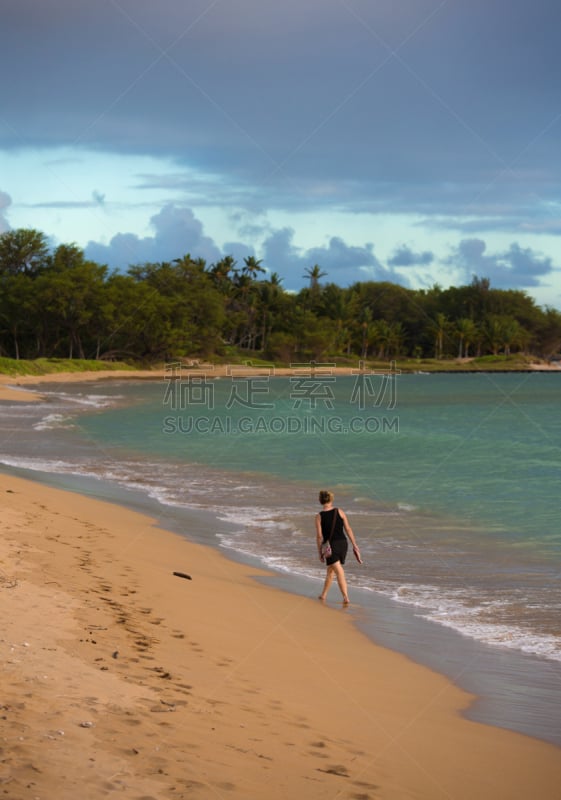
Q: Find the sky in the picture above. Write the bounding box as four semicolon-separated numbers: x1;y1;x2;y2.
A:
1;0;561;307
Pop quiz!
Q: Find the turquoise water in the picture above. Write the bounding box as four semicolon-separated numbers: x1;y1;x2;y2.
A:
81;372;561;549
1;372;561;666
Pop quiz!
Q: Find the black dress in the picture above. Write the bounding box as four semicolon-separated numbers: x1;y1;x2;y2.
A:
320;508;348;565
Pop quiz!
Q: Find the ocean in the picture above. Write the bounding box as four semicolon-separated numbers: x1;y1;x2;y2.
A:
1;369;560;746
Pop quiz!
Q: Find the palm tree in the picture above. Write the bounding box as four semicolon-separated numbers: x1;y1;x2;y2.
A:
258;274;284;351
243;256;265;280
484;316;504;356
387;321;405;358
359;308;373;358
371;319;392;359
430;313;449;359
499;316;523;356
303;264;327;292
210;255;237;290
456;318;478;358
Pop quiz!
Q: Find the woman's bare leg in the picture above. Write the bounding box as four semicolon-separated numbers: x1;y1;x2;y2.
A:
332;562;349;603
319;565;335;600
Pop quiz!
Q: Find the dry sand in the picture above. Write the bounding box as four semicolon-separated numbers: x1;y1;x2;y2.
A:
1;472;560;799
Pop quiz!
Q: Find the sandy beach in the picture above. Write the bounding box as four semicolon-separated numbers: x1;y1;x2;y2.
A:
1;472;560;799
0;370;170;403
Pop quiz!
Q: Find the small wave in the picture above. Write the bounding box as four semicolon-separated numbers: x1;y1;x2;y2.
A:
384;582;561;663
397;502;418;512
33;413;76;431
0;455;84;473
37;390;124;408
2;384;40;397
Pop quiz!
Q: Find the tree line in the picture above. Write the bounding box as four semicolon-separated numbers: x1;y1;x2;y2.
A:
1;228;560;363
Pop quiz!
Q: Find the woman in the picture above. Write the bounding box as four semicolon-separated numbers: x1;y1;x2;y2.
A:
316;490;361;604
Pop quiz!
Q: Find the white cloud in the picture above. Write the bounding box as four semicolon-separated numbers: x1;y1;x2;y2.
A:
85;204;222;267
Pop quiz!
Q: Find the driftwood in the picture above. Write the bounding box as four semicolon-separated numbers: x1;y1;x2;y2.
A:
172;571;192;581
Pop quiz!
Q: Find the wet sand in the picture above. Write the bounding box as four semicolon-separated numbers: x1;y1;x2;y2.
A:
1;472;560;799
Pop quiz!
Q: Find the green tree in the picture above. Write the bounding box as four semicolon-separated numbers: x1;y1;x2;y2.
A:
484;315;505;356
209;255;237;292
303;264;327;291
429;313;450;359
256;273;284;352
0;272;35;358
317;283;353;354
35;246;108;358
243;255;265;281
387;321;405;358
456;318;478;358
535;307;561;358
0;228;50;276
371;319;392;359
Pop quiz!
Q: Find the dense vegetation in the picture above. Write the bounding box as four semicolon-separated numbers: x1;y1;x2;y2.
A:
1;228;560;364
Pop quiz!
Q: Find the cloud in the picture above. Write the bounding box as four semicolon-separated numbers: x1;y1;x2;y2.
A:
221;241;255;266
81;203;407;288
29;191;106;210
449;238;556;289
3;0;560;222
262;227;403;289
388;245;434;267
0;191;11;233
85;204;222;268
1;0;560;314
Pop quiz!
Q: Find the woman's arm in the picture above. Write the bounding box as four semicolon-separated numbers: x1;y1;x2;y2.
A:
315;513;325;560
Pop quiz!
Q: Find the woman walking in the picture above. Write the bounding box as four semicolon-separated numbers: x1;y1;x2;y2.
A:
316;490;361;604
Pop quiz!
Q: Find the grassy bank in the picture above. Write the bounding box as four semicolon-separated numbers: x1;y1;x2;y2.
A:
378;354;549;372
0;353;553;378
0;357;138;377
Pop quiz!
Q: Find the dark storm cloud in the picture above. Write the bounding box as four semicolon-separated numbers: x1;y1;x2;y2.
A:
2;0;560;225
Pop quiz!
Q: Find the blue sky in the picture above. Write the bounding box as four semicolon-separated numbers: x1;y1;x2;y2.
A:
1;0;560;306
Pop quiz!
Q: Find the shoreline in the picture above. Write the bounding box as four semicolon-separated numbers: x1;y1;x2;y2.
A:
1;360;560;402
1;472;560;798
